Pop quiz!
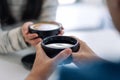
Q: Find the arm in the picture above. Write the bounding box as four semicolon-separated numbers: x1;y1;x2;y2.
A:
72;37;106;67
0;22;41;54
39;0;58;21
26;44;72;80
107;0;120;31
0;27;28;54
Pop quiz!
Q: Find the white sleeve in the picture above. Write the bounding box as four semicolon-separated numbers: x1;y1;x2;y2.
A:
39;0;58;21
0;27;29;54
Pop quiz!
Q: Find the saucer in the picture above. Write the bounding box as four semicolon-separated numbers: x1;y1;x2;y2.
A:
21;53;35;70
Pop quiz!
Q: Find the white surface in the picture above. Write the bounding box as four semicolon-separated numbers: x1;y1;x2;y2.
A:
0;49;58;80
0;54;29;80
56;3;105;31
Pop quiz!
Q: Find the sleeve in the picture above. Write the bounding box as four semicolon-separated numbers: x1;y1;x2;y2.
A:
0;27;29;54
39;0;59;21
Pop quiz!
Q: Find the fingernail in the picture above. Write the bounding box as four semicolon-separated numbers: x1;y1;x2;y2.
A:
63;52;71;58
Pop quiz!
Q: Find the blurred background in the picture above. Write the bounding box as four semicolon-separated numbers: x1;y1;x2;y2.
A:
57;0;107;31
55;0;120;62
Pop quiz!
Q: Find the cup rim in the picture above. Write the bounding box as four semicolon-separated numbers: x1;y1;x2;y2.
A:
41;36;79;49
29;21;62;31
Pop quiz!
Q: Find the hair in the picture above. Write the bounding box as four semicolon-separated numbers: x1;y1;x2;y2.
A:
0;0;44;26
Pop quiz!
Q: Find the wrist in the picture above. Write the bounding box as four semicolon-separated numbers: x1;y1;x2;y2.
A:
26;71;47;80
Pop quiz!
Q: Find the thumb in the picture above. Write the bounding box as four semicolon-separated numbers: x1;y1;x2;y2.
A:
35;43;48;58
53;48;72;65
22;22;33;34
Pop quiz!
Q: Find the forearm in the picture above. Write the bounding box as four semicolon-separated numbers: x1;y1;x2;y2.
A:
26;74;46;80
0;27;29;54
26;70;48;80
107;0;120;31
26;61;56;80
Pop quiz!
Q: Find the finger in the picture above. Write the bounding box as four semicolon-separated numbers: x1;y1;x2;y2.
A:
61;26;64;30
22;22;33;34
26;33;38;40
58;30;64;36
53;48;72;65
58;26;64;36
28;38;42;46
72;52;80;58
34;44;46;63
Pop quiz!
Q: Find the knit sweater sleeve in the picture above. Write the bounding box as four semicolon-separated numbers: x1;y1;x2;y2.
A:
0;27;29;54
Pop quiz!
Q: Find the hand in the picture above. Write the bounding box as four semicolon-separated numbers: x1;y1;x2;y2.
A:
26;44;72;80
22;22;42;46
21;22;64;46
72;37;100;66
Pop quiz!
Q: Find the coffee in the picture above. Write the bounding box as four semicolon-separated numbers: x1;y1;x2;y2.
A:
30;23;59;31
41;36;80;64
29;22;62;39
45;43;74;49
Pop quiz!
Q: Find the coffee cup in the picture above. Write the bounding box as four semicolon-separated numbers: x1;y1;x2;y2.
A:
29;21;62;39
41;36;80;64
21;22;63;70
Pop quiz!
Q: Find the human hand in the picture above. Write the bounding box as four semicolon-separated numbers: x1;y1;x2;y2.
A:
26;44;72;80
72;37;100;66
22;22;42;46
22;22;64;46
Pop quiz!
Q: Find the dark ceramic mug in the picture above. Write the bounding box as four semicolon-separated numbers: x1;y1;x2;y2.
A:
29;21;62;39
41;36;80;64
22;21;63;70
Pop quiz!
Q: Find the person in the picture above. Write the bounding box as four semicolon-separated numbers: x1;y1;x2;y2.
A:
0;0;58;54
26;35;102;80
25;0;120;80
26;45;72;80
59;38;120;80
25;36;99;80
26;36;120;80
